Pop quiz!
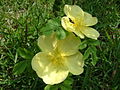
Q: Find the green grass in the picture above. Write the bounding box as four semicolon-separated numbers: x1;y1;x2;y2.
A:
0;0;120;90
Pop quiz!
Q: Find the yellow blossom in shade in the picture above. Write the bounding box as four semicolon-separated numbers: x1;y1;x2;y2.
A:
31;33;84;85
61;5;100;40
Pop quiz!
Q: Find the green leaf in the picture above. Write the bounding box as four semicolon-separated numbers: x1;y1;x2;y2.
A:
41;18;60;35
17;47;34;60
59;77;73;90
90;46;97;52
83;46;98;65
83;47;91;60
79;40;87;50
63;77;73;85
44;85;59;90
45;18;60;30
60;85;72;90
79;43;87;50
91;46;98;66
91;52;98;66
87;39;100;46
44;85;51;90
47;18;60;27
56;27;66;40
13;61;27;75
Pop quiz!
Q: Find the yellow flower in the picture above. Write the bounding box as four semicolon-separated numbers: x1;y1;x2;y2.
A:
31;33;84;85
61;5;100;40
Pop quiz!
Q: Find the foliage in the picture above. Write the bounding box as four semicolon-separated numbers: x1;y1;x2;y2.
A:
0;0;120;90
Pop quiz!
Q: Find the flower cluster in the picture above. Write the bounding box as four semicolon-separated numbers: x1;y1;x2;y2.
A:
31;5;99;85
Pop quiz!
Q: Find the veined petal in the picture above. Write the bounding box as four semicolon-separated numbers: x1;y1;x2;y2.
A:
61;16;75;32
64;5;84;19
38;33;57;52
64;52;84;75
84;12;98;26
81;27;100;40
31;52;52;77
58;33;81;56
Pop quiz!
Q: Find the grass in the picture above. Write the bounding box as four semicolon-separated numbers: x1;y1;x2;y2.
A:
0;0;120;90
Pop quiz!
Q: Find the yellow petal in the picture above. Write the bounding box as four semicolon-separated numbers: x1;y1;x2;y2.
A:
58;33;81;56
81;27;100;40
31;52;69;85
64;5;84;19
61;16;75;32
38;33;57;52
31;52;52;77
84;12;98;26
73;30;85;39
64;52;84;75
41;66;69;85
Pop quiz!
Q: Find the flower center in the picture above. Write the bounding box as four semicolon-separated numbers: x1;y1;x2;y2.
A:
69;18;84;30
50;48;64;66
